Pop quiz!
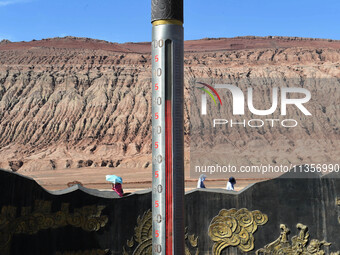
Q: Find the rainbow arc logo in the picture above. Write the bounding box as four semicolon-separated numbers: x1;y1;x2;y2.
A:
196;82;222;115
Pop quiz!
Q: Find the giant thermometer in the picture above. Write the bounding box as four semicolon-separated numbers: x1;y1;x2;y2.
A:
151;0;185;254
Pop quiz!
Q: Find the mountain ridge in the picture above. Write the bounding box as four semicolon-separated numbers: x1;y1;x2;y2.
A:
0;36;339;173
1;36;340;54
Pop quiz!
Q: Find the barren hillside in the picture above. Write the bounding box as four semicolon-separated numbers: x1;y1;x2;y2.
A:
0;36;339;179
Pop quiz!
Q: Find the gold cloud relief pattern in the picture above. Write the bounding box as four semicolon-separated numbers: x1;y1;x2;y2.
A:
208;208;268;254
0;200;108;255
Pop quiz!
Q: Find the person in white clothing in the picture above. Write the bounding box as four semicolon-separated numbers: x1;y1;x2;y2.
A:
197;174;207;188
226;177;236;190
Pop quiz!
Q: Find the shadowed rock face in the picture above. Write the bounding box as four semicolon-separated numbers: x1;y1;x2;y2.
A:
0;36;339;172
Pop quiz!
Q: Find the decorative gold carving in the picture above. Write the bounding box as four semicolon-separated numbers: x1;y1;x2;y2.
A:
0;200;108;255
256;223;340;255
208;208;268;254
185;228;199;255
187;231;198;248
56;249;110;255
123;209;199;255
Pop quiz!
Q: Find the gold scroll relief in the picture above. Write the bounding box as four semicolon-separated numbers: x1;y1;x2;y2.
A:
123;209;199;255
0;200;108;255
256;223;340;255
208;208;268;254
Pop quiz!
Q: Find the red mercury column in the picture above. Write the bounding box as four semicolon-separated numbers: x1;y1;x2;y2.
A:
151;0;185;254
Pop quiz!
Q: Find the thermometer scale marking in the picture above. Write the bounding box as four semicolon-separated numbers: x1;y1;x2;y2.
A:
152;1;185;253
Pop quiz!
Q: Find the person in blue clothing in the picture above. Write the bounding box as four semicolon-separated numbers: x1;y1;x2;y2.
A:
197;174;207;188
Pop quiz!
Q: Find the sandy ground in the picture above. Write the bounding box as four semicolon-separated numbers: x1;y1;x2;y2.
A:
21;167;268;193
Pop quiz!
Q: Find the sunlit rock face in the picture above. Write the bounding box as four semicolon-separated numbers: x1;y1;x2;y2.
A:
0;36;339;172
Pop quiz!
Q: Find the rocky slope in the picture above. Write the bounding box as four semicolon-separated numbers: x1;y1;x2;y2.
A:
0;36;339;172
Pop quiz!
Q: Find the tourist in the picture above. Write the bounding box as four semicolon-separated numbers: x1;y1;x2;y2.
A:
197;174;207;188
112;182;124;197
226;177;236;191
106;175;124;197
